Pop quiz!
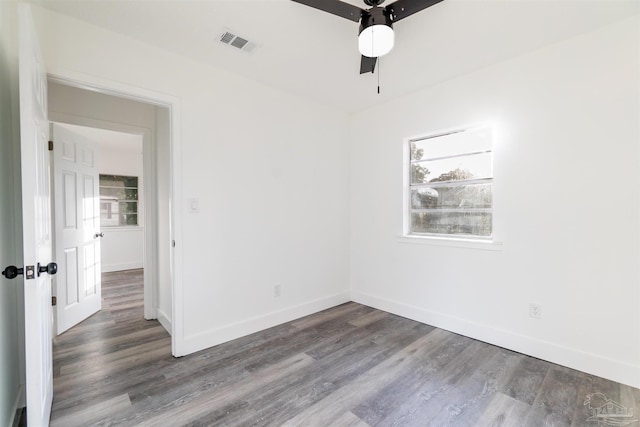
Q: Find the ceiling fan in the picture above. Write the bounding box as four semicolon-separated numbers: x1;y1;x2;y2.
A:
291;0;444;74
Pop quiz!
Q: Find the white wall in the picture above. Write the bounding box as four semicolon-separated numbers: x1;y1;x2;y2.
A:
98;142;144;273
0;1;24;424
100;227;143;272
33;5;351;355
32;0;638;390
349;16;640;388
48;81;158;129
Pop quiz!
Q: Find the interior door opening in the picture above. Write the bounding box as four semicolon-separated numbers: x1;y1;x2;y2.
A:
47;80;173;337
51;122;145;334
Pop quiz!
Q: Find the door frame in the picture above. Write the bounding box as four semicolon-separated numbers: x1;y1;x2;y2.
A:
47;71;184;356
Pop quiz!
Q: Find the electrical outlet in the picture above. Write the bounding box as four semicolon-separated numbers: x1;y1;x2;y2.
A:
274;284;281;298
529;303;542;319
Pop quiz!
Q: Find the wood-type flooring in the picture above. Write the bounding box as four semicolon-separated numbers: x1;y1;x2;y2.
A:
50;269;640;426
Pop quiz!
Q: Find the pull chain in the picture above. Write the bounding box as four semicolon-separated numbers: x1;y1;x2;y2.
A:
377;57;381;94
372;26;380;94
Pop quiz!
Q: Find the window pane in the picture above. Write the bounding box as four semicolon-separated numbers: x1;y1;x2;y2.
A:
118;201;138;214
121;176;138;188
123;188;138;200
99;175;120;187
411;184;492;210
411;211;492;236
100;187;126;200
99;174;139;226
100;199;119;227
411;127;492;161
99;187;138;201
411;152;492;184
122;214;138;226
100;175;138;187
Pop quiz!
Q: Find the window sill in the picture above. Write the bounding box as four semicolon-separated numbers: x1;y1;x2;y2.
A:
101;226;144;232
396;235;503;251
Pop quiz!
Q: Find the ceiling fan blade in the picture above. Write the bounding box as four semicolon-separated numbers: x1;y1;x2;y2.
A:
291;0;363;22
360;56;377;74
386;0;444;22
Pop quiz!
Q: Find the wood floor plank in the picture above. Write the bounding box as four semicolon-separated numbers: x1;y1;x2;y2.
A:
369;340;494;427
500;354;550;406
136;353;316;426
475;392;531;427
216;318;435;426
49;394;131;427
333;411;372;427
291;302;370;329
50;269;640;426
59;336;172;376
281;331;451;426
417;346;521;426
523;365;583;426
347;309;389;328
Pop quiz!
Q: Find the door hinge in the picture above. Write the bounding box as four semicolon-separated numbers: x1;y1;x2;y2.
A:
48;140;53;151
52;296;57;306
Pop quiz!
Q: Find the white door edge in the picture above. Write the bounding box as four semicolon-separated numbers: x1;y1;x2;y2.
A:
18;3;53;425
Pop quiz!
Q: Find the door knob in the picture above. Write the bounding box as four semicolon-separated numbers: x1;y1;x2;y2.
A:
2;265;23;279
37;262;58;277
95;232;104;238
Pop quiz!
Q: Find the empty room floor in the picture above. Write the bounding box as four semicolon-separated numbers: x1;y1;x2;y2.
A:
50;270;640;426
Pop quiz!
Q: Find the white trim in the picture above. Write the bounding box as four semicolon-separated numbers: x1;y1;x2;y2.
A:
180;292;350;356
47;69;184;357
101;262;143;273
99;226;143;232
351;290;640;389
48;71;174;108
48;112;149;137
396;235;503;251
404;122;491;148
157;309;172;336
141;125;157;319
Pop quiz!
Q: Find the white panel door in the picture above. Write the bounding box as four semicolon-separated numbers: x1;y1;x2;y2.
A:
52;123;102;334
18;4;54;426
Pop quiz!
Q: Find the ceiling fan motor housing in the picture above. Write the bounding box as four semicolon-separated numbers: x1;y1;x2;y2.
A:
290;0;445;73
359;7;394;57
363;0;385;5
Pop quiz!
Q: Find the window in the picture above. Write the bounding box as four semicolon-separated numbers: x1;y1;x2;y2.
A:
407;127;493;239
99;174;139;227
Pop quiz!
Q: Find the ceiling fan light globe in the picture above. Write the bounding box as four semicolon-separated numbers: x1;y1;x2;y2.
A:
358;24;394;58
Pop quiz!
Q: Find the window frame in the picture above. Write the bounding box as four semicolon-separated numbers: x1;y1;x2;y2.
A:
403;126;494;242
99;174;140;227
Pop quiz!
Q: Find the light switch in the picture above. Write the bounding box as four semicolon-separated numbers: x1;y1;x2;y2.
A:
188;198;199;213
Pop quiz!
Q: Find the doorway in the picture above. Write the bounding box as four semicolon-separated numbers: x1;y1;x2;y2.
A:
51;122;146;334
48;79;174;338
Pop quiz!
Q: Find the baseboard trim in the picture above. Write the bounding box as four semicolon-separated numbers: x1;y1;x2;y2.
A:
180;292;351;356
351;290;640;389
157;309;172;336
101;262;143;273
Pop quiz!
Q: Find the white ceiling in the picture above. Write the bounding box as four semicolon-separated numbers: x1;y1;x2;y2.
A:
31;0;639;113
55;123;143;154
